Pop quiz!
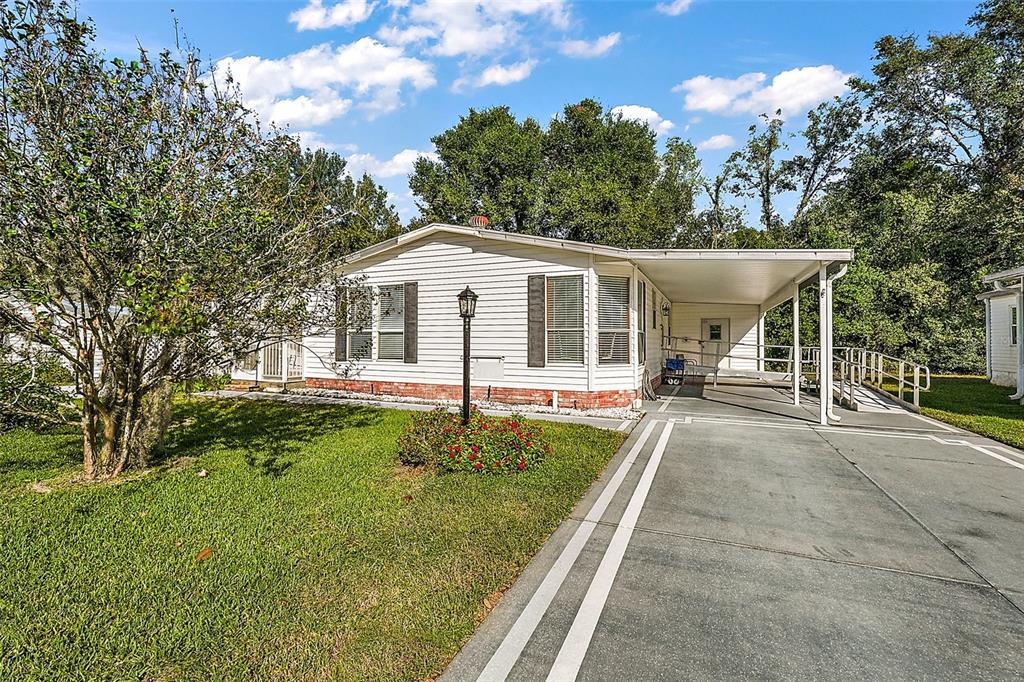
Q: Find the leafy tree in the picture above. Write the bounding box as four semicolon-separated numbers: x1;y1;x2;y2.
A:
785;96;863;226
727;112;794;235
410;106;544;232
542;99;663;247
0;1;347;479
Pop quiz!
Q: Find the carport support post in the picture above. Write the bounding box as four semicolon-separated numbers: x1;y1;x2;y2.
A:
792;281;800;406
818;264;829;426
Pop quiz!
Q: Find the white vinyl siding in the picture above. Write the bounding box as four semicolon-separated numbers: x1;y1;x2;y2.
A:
547;275;584;364
599;276;630;365
296;233;597;393
378;284;405;360
668;302;760;371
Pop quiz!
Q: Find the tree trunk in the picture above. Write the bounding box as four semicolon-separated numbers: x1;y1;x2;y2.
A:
80;379;173;480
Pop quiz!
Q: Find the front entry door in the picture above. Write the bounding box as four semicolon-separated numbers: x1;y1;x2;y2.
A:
701;318;730;369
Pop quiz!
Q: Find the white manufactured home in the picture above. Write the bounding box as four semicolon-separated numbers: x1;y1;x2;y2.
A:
979;265;1023;399
231;223;853;422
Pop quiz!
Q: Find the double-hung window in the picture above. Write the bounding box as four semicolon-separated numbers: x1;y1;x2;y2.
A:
347;287;373;360
378;284;405;360
1012;305;1019;346
546;275;584;363
599;276;630;364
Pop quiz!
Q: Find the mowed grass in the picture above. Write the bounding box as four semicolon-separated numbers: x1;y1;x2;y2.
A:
0;398;625;681
909;375;1024;449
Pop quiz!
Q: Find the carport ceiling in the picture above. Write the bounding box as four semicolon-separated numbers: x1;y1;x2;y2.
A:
620;252;852;306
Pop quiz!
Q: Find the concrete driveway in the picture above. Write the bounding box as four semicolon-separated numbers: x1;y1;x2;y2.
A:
442;383;1024;681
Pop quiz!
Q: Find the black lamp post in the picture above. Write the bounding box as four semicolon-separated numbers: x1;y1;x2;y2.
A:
457;286;479;424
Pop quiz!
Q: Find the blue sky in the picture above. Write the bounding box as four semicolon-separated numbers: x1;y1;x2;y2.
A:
82;0;977;221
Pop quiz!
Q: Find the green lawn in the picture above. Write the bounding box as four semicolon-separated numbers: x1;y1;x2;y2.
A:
911;375;1024;449
0;399;624;681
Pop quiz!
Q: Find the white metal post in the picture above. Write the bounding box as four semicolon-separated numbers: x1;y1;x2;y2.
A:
792;281;800;406
756;309;766;373
818;264;828;426
825;270;837;420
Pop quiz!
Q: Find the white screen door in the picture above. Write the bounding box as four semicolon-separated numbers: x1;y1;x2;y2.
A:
701;318;730;369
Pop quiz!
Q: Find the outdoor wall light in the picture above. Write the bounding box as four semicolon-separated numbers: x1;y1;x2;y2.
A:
661;300;671;317
458;286;478;319
457;286;479;423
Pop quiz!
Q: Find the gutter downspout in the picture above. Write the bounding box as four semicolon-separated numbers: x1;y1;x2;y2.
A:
819;262;848;425
984;297;993;380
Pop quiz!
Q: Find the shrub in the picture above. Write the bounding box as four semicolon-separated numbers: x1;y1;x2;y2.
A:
397;408;457;467
397;407;550;473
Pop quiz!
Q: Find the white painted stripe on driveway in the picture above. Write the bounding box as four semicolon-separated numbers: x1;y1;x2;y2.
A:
657;397;673;413
991;445;1024;463
965;442;1024;471
476;420;660;682
545;421;676;682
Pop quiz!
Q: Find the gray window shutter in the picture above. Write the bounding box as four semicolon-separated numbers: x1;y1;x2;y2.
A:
335;286;347;361
528;275;546;367
404;282;418;363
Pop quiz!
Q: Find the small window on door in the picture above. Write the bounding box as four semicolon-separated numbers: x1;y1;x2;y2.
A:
708;324;723;341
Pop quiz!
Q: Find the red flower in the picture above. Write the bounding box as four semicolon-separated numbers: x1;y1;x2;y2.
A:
474;462;483;470
517;460;526;470
468;453;476;461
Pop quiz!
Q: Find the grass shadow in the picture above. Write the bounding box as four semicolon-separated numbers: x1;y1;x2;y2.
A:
160;397;386;477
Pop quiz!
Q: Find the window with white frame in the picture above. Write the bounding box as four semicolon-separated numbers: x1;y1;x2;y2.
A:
347;287;373;360
1012;305;1019;346
637;280;647;365
599;276;630;365
378;284;405;360
546;275;584;363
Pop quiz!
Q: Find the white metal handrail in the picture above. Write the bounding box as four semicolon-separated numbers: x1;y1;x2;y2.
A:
663;336;930;409
832;347;930;409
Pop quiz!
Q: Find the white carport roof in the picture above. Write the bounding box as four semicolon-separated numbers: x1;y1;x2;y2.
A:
616;252;850;308
343;223;853;307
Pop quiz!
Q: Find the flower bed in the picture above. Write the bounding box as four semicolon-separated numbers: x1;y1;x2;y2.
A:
398;407;550;473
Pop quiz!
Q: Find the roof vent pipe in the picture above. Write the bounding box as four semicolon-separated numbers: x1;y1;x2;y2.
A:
469;215;490;228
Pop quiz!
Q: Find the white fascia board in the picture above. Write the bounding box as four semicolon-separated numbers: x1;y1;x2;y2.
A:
622;249;854;262
977;289;1018;301
340;223;855;270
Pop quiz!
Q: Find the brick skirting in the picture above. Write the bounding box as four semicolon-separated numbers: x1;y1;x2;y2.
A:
304;378;641;409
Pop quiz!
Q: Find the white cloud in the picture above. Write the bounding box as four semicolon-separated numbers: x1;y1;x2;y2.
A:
474;59;538;88
378;0;568;57
696;134;735;151
264;92;353;127
290;0;377;30
214;38;435;125
560;32;620;58
346;148;439;178
610;105;675;136
656;0;693;16
674;65;852;117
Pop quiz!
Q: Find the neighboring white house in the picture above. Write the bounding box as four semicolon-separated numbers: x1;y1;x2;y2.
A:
231;223;853;421
978;265;1023;399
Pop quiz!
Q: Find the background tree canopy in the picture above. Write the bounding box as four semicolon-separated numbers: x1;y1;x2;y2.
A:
409;0;1023;374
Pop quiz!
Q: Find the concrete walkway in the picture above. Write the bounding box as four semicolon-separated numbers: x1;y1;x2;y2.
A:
442;383;1024;681
198;389;638;432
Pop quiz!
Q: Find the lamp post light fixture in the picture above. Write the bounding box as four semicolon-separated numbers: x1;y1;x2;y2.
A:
457;286;479;424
